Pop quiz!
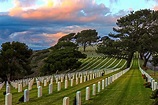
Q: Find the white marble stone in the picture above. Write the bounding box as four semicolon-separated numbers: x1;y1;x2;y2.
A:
92;84;96;96
71;79;73;87
102;79;104;90
63;97;69;105
38;86;42;97
6;86;10;94
5;93;12;105
49;84;53;94
76;91;81;105
24;89;29;102
65;80;68;89
85;87;90;100
57;82;61;91
98;81;101;93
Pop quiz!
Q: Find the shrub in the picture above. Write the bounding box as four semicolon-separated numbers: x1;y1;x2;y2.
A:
144;82;151;88
142;74;146;79
153;98;158;105
150;89;158;99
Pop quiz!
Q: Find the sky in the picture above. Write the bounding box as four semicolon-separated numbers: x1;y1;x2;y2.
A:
0;0;158;50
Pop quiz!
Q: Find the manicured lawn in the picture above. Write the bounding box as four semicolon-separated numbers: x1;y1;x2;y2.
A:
83;59;154;105
0;58;154;105
0;68;124;105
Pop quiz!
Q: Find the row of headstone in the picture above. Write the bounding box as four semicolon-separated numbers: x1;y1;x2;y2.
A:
4;61;125;104
62;67;131;105
138;59;157;91
0;81;5;90
10;78;34;91
18;69;106;104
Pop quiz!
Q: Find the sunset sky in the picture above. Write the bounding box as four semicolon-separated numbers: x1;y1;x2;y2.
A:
0;0;158;50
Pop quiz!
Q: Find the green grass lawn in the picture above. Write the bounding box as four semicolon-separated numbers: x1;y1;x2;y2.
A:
0;56;154;105
83;59;154;105
0;68;126;105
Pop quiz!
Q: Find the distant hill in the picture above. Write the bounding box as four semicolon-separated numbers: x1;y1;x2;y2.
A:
29;49;51;77
29;45;103;76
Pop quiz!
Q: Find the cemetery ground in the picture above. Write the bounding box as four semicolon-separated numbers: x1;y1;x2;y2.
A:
0;47;155;105
84;59;154;105
0;58;155;105
0;66;125;105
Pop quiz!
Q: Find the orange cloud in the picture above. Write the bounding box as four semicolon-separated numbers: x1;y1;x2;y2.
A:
9;0;84;20
43;32;66;45
153;5;158;10
9;0;109;23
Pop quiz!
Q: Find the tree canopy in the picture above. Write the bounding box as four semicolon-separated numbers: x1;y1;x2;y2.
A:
75;29;98;51
0;41;33;81
58;33;75;42
97;9;158;68
41;42;86;75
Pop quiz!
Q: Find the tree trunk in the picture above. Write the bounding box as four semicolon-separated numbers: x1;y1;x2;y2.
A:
126;52;134;68
143;59;148;67
6;74;10;82
143;53;152;67
140;53;144;60
83;44;86;52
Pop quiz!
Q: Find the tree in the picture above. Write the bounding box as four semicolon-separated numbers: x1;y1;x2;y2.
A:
41;42;86;75
97;36;123;58
75;29;98;52
97;9;158;68
150;55;158;75
0;41;33;81
52;41;78;50
58;33;75;42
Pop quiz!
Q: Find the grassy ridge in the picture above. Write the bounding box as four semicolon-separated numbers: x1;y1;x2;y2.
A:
83;59;154;105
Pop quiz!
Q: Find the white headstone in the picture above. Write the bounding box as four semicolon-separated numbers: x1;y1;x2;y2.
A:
105;78;108;87
18;83;22;92
154;82;157;91
6;86;10;94
57;82;61;91
24;89;29;102
84;76;86;82
5;93;12;105
56;77;58;83
65;80;68;89
63;97;69;105
50;78;53;84
44;80;47;87
37;81;40;88
28;82;32;90
102;79;104;90
76;77;78;85
80;76;82;83
76;91;81;105
98;81;101;93
92;84;96;95
49;84;53;94
61;77;64;82
85;87;90;100
152;79;155;91
38;86;42;97
71;79;73;87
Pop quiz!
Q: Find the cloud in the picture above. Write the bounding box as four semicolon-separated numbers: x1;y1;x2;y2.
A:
13;0;37;7
7;30;66;49
9;0;111;23
153;5;158;10
0;0;126;50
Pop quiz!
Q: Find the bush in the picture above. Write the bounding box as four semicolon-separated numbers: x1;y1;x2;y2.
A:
153;98;158;105
144;82;151;88
142;74;146;79
150;89;158;99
